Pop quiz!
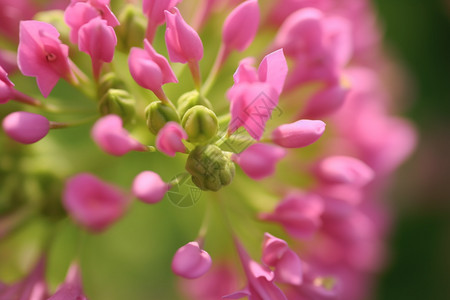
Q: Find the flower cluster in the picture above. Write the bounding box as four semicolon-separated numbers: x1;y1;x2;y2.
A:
0;0;416;299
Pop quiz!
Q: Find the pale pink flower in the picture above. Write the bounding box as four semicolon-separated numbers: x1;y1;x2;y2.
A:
172;241;212;279
18;21;76;97
232;143;286;180
91;115;147;156
156;122;187;156
0;65;14;103
2;111;50;144
48;263;88;300
132;171;169;204
271;119;326;148
63;173;129;232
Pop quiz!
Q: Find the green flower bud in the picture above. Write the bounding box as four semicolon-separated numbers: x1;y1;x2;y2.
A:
34;10;70;46
182;106;218;144
177;90;213;117
116;4;147;52
145;101;180;134
98;72;127;100
185;145;235;191
99;89;136;125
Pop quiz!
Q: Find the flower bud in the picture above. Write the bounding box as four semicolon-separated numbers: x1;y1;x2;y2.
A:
0;66;14;104
172;242;212;279
177;90;213;118
186;145;235;191
2;111;50;144
181;105;218;144
116;4;147;51
156;122;188;156
145;101;180;134
271;119;326;148
99;89;136;125
132;171;169;204
98;72;127;99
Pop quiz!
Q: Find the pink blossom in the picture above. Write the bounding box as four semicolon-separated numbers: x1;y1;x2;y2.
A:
260;191;324;239
271;119;326;148
0;0;37;41
18;20;76;97
164;8;204;63
128;39;177;97
222;0;260;52
232;143;286;180
63;173;129;232
78;17;117;79
91;114;147;156
172;241;212;279
314;185;363;218
2;111;50;144
156;122;187;156
0;65;14;103
301;82;351;119
0;49;18;74
143;0;181;41
132;171;169;204
48;263;88;300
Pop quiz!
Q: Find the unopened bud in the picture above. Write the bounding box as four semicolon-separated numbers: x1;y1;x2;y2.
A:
182;106;218;144
117;5;147;51
177;90;213;117
99;89;136;125
185;145;235;191
145;101;180;135
98;72;127;99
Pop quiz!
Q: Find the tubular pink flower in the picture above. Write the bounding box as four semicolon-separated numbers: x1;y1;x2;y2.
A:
0;65;14;103
260;192;324;239
132;171;169;204
2;111;50;144
63;173;129;232
301;83;351;119
271;119;326;148
171;241;212;279
232;143;286;180
18;21;77;97
262;233;303;286
222;0;260;52
128;39;177;97
91;115;147;156
78;17;117;79
48;263;87;300
156;122;187;156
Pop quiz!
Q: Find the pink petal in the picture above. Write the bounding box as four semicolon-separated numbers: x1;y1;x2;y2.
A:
258;49;288;96
272;119;326;148
2;111;50;144
156;122;187;156
171;242;212;279
132;171;169;204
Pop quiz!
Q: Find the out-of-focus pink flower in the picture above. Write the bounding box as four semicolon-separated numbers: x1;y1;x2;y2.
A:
18;21;77;97
132;171;169;204
222;0;260;52
262;233;303;285
314;185;363;218
48;263;88;300
128;39;177;97
271;119;326;148
0;0;37;41
156;122;187;156
78;17;117;79
301;82;351;119
164;8;204;64
63;173;129;232
91;114;147;156
0;66;14;103
260;191;324;239
0;49;18;73
143;0;181;41
172;241;212;279
232;143;286;180
2;111;50;144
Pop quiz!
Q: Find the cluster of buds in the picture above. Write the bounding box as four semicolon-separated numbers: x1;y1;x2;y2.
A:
0;0;416;299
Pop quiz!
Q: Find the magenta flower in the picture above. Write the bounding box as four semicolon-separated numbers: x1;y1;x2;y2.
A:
232;143;286;180
78;17;117;79
156;122;187;156
171;241;212;279
271;119;326;148
63;173;129;232
0;65;14;103
18;21;77;97
91;115;147;156
222;0;260;52
128;39;177;99
143;0;181;41
2;111;50;144
132;171;169;204
301;83;351;119
48;263;88;300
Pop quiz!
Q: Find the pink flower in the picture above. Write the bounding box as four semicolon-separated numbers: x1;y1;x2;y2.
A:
143;0;181;41
132;171;169;204
2;111;50;144
232;143;286;180
128;39;177;97
301;83;351;119
222;0;260;52
78;17;117;79
171;241;212;279
271;119;326;148
262;233;303;285
260;191;324;239
91;114;147;156
164;8;203;64
48;263;87;300
63;173;129;232
18;21;76;97
0;65;14;103
156;122;187;156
